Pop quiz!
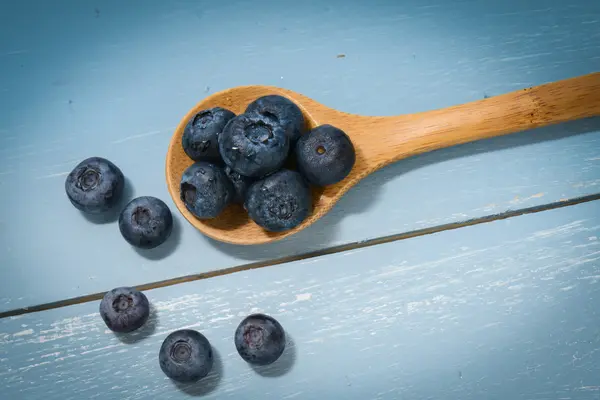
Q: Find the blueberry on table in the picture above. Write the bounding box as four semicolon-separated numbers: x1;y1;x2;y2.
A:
234;313;286;366
244;169;311;232
245;95;306;144
180;162;233;218
182;107;236;163
224;165;254;204
99;287;150;333
119;196;173;249
159;329;214;383
218;113;290;178
65;157;124;214
296;124;355;186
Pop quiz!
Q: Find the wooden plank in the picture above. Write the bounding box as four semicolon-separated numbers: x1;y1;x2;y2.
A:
1;200;599;399
1;0;600;311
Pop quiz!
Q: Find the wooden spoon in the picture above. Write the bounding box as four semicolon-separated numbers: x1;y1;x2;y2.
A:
166;72;600;245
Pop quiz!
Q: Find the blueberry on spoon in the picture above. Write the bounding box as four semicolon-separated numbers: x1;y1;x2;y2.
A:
182;107;236;163
119;196;173;249
218;113;289;178
234;313;286;366
180;162;234;218
224;166;254;204
245;94;306;144
159;329;214;382
296;124;355;186
99;287;150;333
244;169;311;232
65;157;124;214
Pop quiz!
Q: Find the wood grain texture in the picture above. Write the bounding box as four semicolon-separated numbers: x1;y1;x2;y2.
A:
166;74;600;245
1;200;600;399
1;0;600;311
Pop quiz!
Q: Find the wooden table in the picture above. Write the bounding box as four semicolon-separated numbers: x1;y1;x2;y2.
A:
1;0;599;398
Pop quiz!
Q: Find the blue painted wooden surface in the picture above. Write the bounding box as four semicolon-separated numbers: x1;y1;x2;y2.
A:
0;0;599;314
1;201;599;399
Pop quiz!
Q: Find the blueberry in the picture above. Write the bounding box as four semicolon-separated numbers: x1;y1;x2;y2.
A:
99;287;150;333
180;162;233;218
159;329;214;383
182;107;235;163
244;169;311;232
224;166;254;204
296;124;355;186
245;95;306;144
218;113;289;178
118;196;173;249
65;157;124;214
234;313;286;366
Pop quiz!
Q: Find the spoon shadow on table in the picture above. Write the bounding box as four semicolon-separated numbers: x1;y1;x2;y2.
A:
81;176;135;224
205;116;600;260
173;347;223;396
250;334;297;377
114;303;159;344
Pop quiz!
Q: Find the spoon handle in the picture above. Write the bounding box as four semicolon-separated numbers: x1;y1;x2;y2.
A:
375;72;600;164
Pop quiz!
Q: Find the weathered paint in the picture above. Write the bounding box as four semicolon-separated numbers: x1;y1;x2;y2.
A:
1;0;599;311
1;201;599;399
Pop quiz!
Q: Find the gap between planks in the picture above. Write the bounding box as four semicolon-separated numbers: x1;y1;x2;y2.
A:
1;192;600;320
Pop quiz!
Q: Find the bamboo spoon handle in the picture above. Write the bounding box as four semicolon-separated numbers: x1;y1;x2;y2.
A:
367;72;600;166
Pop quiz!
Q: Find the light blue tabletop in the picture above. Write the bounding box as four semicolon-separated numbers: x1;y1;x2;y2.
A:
0;0;599;398
1;0;599;312
1;201;599;399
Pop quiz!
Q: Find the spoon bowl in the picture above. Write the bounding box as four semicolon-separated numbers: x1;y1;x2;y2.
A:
166;73;600;245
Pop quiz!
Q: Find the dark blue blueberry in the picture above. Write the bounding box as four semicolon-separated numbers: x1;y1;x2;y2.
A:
99;287;150;333
234;313;286;366
244;169;311;232
159;329;214;383
224;166;255;204
180;162;233;219
296;124;355;186
245;95;306;144
218;113;289;178
118;196;173;249
182;107;235;163
65;157;124;214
